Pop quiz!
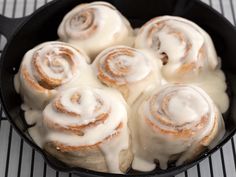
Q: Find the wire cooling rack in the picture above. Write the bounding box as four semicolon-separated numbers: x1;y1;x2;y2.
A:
0;0;236;177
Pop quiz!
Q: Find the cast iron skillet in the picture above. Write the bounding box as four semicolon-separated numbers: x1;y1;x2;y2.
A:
0;0;236;176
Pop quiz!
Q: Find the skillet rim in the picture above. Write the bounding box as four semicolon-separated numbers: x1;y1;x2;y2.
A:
0;0;236;176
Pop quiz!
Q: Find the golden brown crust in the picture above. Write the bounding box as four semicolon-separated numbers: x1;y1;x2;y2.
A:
97;48;136;86
32;46;77;89
44;130;132;173
45;122;123;152
44;141;109;172
65;8;98;40
138;17;209;75
21;67;47;92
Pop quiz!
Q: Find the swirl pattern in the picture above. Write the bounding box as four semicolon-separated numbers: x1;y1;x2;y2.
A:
93;46;161;104
17;41;90;109
43;87;132;173
64;8;98;40
135;16;219;81
13;8;229;173
44;88;112;135
132;84;225;170
58;2;134;59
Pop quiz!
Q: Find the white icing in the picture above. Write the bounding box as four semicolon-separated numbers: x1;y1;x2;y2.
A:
42;86;129;173
182;70;229;113
135;16;229;113
132;16;228;170
28;126;46;148
36;45;75;81
162;69;229;113
58;1;134;59
44;87;125;144
131;84;225;171
134;28;140;36
168;90;208;124
13;13;229;174
135;16;219;80
14;73;20;93
25;109;42;125
92;46;162;105
108;54;150;82
21;104;30;111
24;110;47;148
132;156;156;172
99;122;129;173
15;41;101;110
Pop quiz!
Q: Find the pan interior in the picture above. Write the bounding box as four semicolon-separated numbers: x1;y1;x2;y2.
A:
1;0;236;176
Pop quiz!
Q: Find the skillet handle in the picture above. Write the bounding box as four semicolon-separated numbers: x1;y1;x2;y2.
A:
0;15;27;40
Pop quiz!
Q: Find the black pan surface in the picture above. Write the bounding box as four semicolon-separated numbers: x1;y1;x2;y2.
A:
0;0;236;176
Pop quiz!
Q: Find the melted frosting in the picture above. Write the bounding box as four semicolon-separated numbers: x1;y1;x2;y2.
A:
25;110;46;148
100;122;129;172
15;41;100;110
14;12;229;174
167;90;208;124
135;16;219;80
58;1;134;59
27;86;130;174
134;16;228;113
180;70;229;113
93;45;162;104
131;84;225;171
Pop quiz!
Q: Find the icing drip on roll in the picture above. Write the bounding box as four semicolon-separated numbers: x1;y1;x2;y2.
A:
182;70;229;113
14;41;100;110
93;46;161;104
135;16;218;80
58;1;134;59
32;45;78;89
13;11;229;174
131;84;225;171
42;87;132;173
134;16;229;113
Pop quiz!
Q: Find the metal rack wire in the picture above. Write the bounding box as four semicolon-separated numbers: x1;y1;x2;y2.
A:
0;0;236;177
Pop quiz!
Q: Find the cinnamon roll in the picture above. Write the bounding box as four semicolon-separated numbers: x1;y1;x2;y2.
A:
131;84;225;171
135;16;219;81
14;41;93;110
42;87;133;173
92;46;161;105
58;1;134;59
